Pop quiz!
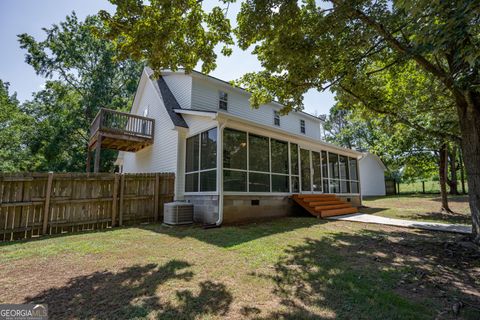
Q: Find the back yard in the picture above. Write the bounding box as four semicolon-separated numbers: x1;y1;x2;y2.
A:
1;215;479;319
361;194;472;225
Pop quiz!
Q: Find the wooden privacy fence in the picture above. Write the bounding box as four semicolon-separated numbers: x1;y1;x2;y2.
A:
0;172;175;242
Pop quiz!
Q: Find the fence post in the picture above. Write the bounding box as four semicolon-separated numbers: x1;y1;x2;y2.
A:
42;172;54;235
154;173;160;222
112;173;119;227
119;174;125;226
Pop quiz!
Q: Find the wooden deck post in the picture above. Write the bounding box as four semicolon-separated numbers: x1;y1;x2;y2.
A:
94;134;102;173
111;173;119;227
42;172;54;235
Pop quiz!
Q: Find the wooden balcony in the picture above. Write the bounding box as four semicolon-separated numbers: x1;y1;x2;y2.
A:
88;108;155;172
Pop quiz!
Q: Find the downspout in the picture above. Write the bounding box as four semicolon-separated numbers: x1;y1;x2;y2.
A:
215;120;227;226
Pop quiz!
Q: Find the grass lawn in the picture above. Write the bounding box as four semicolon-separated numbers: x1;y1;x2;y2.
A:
1;217;479;319
361;194;472;225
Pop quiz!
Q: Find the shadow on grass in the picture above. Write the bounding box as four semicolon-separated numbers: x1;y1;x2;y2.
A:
248;229;480;319
358;207;389;214
140;216;328;248
25;260;232;319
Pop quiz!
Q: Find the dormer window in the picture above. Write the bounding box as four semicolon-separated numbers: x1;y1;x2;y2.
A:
274;111;280;126
300;119;306;134
218;91;228;110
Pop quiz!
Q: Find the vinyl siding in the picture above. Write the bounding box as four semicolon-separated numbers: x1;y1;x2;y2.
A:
359;154;386;196
162;74;192;109
123;78;179;176
191;77;322;140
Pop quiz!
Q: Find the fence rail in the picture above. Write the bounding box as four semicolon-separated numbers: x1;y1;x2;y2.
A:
0;172;174;242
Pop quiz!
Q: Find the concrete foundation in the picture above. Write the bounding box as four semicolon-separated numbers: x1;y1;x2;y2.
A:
185;193;361;224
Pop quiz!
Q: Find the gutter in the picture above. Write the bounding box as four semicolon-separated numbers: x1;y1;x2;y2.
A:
215;121;227;226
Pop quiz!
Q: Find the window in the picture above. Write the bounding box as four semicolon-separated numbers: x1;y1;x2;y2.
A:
219;91;228;110
185;128;217;192
274;111;280;126
300;119;306;134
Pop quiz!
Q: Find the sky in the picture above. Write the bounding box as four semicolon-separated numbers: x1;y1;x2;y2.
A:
0;0;336;116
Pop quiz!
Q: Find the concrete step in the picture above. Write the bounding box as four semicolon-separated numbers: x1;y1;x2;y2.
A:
314;204;351;211
321;207;358;218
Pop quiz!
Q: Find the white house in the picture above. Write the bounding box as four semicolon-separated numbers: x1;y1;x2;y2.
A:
359;152;386;196
117;67;364;224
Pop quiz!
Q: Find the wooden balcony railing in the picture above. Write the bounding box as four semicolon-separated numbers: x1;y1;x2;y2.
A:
90;108;155;140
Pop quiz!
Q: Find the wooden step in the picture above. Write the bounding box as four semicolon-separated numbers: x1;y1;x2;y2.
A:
303;197;338;203
308;200;345;206
295;194;337;199
314;204;351;211
321;207;358;218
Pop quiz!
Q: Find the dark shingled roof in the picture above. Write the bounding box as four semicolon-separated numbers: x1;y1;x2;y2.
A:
155;76;188;128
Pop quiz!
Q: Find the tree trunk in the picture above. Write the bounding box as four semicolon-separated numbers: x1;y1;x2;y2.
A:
439;143;453;213
455;91;480;244
458;148;466;194
448;145;459;195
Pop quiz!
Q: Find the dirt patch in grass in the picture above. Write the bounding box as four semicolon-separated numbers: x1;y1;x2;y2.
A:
0;218;479;319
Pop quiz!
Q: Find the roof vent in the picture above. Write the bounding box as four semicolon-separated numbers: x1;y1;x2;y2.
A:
163;202;194;225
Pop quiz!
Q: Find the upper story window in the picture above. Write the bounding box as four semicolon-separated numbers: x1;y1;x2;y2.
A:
273;111;280;126
218;91;228;110
300;119;306;134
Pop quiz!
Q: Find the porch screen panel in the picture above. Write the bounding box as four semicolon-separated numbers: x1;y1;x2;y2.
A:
223;128;247;170
328;153;340;193
249;134;270;172
223;128;247;191
186;135;199;173
271;139;289;174
224;170;247;192
349;158;359;194
185;128;217;192
321;151;329;193
201;129;217;170
339;155;350;193
271;139;289;192
312;151;322;192
300;149;311;191
291;143;300;192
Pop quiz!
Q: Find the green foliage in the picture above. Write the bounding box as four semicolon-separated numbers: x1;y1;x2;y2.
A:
99;0;234;75
15;12;142;172
0;81;39;171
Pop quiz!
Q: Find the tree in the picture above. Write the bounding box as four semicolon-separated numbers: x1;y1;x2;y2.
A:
99;0;480;242
18;12;142;171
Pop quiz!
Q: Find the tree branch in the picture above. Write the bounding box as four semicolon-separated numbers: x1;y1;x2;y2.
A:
338;84;462;143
